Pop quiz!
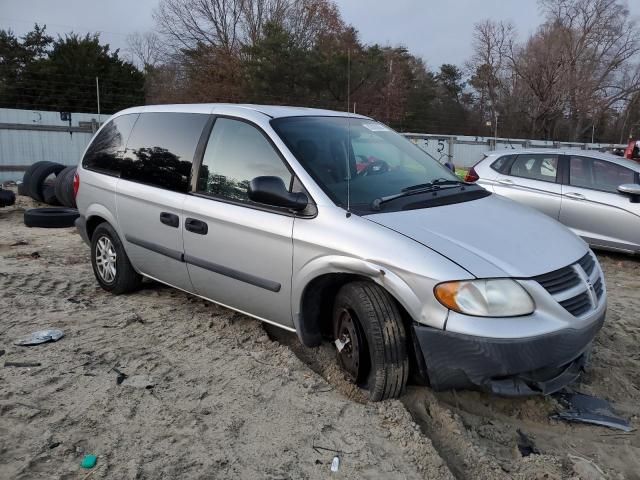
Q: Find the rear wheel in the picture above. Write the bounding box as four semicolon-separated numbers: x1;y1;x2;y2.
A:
333;281;409;401
91;223;142;294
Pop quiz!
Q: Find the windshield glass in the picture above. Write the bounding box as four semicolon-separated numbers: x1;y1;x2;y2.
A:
271;116;460;211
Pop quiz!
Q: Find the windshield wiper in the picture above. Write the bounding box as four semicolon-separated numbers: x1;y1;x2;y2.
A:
401;178;465;192
372;179;469;211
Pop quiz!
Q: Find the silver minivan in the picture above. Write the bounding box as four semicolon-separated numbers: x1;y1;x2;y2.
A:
75;104;607;400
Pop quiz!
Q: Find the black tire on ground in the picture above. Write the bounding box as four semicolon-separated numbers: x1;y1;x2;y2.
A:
27;162;65;202
333;281;409;401
22;161;52;193
17;182;27;196
0;188;16;208
42;184;61;205
54;166;77;208
90;222;142;294
24;207;79;228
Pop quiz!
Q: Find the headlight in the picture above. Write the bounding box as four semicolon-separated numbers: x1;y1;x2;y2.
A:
434;279;535;317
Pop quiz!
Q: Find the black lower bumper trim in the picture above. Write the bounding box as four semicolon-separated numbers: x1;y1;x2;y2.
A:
414;312;605;395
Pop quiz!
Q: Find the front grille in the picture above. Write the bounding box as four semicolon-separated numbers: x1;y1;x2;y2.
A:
593;277;604;299
533;252;604;317
559;292;592;317
533;265;581;294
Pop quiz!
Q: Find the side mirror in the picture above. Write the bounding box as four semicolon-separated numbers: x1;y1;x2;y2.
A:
617;184;640;203
248;176;308;211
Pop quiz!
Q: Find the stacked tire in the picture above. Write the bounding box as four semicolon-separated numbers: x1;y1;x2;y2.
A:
21;161;79;228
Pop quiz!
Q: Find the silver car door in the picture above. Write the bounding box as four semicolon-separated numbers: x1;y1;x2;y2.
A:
182;117;295;327
560;155;640;252
116;112;210;291
493;153;562;219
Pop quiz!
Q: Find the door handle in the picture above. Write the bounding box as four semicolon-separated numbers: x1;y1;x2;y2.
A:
565;192;586;200
497;178;514;185
160;212;180;228
185;218;208;235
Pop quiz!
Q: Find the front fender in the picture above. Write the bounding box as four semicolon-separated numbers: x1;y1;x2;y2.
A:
292;255;447;343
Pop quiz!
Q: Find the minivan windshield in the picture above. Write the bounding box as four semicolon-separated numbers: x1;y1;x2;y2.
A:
271;116;476;213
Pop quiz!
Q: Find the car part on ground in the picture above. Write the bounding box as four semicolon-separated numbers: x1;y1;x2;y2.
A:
26;161;65;202
24;207;79;228
552;392;632;431
90;222;142;294
0;188;16;207
14;329;64;346
54;166;77;208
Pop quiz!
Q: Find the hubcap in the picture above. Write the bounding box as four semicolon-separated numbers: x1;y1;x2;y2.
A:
95;236;117;283
334;308;363;383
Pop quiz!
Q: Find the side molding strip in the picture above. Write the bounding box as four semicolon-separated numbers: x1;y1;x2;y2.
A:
124;235;281;293
184;254;281;292
125;235;184;262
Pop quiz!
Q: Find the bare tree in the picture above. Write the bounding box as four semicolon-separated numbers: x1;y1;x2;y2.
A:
538;0;640;140
468;20;515;127
126;32;163;71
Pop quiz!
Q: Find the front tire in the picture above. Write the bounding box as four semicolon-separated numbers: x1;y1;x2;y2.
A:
333;281;409;401
91;223;142;294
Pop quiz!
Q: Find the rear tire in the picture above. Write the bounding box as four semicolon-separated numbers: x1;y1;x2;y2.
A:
333;281;409;401
91;223;142;294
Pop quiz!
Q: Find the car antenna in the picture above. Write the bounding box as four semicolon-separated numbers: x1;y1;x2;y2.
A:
346;117;351;217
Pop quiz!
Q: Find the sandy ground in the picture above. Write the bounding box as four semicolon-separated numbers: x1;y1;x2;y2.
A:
0;190;639;480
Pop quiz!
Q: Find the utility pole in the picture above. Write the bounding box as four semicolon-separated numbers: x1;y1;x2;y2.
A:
493;111;499;149
591;123;595;144
96;77;101;124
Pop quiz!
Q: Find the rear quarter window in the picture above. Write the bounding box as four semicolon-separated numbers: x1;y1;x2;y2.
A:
120;112;210;193
82;114;138;176
490;155;514;174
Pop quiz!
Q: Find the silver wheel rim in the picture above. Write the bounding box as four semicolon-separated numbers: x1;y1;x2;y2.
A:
95;236;117;283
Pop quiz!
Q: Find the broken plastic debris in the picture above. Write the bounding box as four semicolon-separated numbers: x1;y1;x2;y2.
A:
330;456;340;472
552;392;633;432
80;454;97;469
15;329;64;346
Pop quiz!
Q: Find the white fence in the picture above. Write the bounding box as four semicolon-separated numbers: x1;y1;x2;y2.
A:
404;133;626;169
0;107;628;182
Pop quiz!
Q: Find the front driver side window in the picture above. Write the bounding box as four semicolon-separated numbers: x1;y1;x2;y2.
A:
197;118;292;202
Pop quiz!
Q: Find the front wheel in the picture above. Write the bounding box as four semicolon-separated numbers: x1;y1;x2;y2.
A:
333;281;409;401
91;223;142;294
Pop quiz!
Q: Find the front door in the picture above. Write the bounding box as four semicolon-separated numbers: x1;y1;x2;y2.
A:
494;153;562;219
182;117;295;327
560;155;640;252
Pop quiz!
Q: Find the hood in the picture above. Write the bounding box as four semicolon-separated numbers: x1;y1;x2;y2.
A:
365;194;588;278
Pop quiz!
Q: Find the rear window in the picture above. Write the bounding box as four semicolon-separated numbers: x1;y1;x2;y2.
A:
82;114;138;176
121;112;209;193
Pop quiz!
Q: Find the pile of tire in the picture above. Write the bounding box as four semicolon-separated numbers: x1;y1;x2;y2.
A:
20;161;79;228
0;187;15;208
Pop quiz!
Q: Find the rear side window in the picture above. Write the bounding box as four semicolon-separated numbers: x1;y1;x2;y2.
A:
121;112;209;193
569;156;636;193
196;118;292;202
509;154;558;182
82;114;138;175
490;155;514;173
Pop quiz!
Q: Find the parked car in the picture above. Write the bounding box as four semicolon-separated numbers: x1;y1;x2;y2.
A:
468;149;640;254
75;105;606;400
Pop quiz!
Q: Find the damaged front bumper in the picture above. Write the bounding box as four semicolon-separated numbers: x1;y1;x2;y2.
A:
413;310;605;396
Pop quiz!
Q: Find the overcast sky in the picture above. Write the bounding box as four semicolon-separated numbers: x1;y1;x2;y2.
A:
1;0;639;69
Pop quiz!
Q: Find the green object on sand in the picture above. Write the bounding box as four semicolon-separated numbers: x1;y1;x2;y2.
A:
80;454;97;469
